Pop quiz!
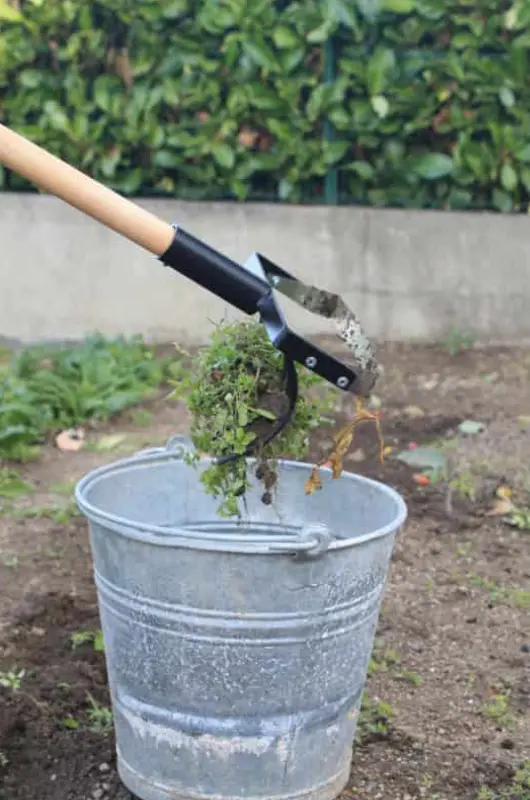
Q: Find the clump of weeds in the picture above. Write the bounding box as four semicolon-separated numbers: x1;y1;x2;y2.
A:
171;320;334;517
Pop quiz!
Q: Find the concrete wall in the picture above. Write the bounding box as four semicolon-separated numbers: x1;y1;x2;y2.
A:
1;192;529;346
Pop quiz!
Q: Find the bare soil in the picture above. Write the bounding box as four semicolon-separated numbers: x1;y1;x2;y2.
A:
1;343;529;800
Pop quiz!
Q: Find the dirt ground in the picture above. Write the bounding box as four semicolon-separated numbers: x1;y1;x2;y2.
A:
0;342;529;800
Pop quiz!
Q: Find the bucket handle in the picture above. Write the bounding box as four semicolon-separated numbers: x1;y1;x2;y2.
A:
129;439;334;558
133;434;195;459
267;523;333;559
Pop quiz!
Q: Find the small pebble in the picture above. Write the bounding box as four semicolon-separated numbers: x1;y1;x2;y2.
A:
404;404;425;418
521;643;530;653
99;763;110;772
92;788;104;799
350;448;366;463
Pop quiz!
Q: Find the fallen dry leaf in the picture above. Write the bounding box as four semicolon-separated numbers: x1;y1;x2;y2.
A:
333;424;355;458
496;485;513;500
486;498;515;517
329;453;342;479
413;473;431;486
308;399;385;494
55;428;85;452
304;467;323;495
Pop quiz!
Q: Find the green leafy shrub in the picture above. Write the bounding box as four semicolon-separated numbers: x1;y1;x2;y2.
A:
0;0;529;211
0;333;176;460
172;320;333;517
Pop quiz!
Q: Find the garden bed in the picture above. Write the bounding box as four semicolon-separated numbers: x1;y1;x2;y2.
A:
0;341;529;800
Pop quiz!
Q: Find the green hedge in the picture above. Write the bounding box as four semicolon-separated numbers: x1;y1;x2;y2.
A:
1;0;530;211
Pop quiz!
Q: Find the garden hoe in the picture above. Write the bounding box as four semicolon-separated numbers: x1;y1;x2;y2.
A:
0;123;382;462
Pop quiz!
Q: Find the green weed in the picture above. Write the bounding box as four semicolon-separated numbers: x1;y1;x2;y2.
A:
131;408;152;427
468;572;530;609
172;321;334;517
0;468;33;499
456;542;473;559
450;470;477;501
71;629;104;652
49;479;77;496
356;694;394;744
60;716;80;730
481;688;516;730
508;507;530;531
9;500;81;525
0;334;178;460
477;759;530;799
0;668;25;690
0;468;34;515
86;694;113;734
444;327;474;356
368;640;422;686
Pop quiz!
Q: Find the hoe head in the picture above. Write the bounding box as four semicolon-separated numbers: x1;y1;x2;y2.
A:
159;226;381;463
160;226;381;399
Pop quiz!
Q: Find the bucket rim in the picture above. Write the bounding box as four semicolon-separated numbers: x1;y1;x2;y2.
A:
75;450;407;554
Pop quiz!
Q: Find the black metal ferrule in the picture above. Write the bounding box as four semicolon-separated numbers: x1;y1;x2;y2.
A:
159;227;269;315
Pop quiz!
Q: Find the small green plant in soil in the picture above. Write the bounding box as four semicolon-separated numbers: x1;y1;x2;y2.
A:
0;668;25;690
368;639;422;687
131;408;152;427
60;716;80;730
71;629;104;652
468;572;530;610
49;479;77;495
86;694;113;734
0;334;178;461
508;506;530;531
477;759;530;799
172;321;334;517
450;470;477;501
7;500;81;525
481;690;516;730
356;694;394;744
444;327;475;357
0;467;34;516
0;468;33;499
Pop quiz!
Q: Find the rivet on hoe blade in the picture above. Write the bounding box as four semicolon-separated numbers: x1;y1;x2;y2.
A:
0;123;382;470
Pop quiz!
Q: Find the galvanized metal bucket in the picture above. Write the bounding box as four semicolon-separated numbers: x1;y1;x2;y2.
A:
76;436;407;800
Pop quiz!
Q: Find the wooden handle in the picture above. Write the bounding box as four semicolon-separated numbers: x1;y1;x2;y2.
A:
0;124;174;256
